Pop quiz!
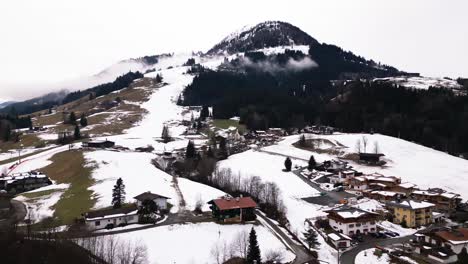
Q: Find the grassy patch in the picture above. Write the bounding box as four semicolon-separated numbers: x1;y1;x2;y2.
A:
0;134;46;152
40;150;96;225
20;189;61;199
212;119;247;134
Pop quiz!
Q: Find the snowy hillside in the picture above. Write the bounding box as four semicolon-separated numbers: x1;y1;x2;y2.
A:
263;133;468;199
374;76;463;91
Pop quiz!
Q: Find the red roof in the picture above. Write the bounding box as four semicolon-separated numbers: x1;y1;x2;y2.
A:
212;197;257;211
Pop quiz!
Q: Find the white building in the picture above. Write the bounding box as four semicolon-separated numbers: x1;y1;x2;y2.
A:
134;191;170;210
327;232;352;249
84;204;139;230
326;206;380;236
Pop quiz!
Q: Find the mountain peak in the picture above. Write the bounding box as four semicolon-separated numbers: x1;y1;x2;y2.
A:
207;21;319;55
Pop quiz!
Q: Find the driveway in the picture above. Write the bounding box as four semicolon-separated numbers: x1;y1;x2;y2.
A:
340;235;413;264
292;169;355;206
256;211;317;264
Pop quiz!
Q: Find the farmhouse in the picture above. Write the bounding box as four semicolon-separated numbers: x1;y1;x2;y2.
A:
0;171;52;194
84;204;138;230
368;190;404;202
82;139;115;148
412;228;467;263
134;192;170;210
208;196;257;223
326;206;380;236
434;227;468;254
387;200;435;228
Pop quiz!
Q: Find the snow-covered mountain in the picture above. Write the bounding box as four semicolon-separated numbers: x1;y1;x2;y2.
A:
207;21;319;55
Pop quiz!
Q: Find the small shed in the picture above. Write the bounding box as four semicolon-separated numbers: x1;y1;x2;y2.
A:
327;232;352;249
358;153;385;164
83;139;115;148
134;192;170;210
208;196;257;222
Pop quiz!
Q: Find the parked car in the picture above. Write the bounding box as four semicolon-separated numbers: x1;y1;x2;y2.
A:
384;231;398;237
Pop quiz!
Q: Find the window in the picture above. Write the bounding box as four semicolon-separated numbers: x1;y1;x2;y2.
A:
370;221;376;225
95;221;100;226
349;224;354;228
356;223;361;227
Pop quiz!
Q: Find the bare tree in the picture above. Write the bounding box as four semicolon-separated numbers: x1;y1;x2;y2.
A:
232;230;249;258
265;249;284;263
373;141;380;154
355;138;362;153
362;136;368;153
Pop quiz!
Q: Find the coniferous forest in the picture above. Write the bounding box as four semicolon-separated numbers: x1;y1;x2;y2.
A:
181;47;468;157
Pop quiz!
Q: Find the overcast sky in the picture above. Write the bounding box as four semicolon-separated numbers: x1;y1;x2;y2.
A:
1;0;467;100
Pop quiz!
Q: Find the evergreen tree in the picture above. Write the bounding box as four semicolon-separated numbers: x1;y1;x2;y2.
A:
303;227;320;249
218;137;228;159
155;74;163;83
299;134;306;147
284;157;292;172
74;125;81;140
112;178;126;208
68;112;77;124
308;155;316;170
200;105;209;121
79;114;88;127
161;125;172;143
206;146;214;158
458;247;468;264
186;140;196;159
246;227;261;264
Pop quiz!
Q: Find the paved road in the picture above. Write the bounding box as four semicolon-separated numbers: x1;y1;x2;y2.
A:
256;211;316;264
340;235;412;264
292;169;355;206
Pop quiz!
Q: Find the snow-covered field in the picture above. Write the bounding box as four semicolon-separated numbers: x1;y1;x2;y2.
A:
114;222;295;264
15;191;64;224
86;150;224;211
262;133;468;199
217;150;337;263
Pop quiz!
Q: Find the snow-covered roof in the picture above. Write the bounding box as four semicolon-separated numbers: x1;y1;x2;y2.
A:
398;182;417;189
328;233;341;241
388;200;435;210
371;191;399;197
85;204;139;221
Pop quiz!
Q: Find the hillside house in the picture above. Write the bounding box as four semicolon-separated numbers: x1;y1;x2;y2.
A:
82;139;115;148
412;190;461;213
347;173;401;192
326;206;380;236
330;170;356;184
387;200;435;228
412;228;467;263
134;192;170;210
208;196;257;223
84;204;139;230
0;172;52;194
391;182;418;195
368;191;404;202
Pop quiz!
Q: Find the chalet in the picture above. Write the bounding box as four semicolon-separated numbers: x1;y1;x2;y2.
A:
387;200;435;228
434;227;468;254
412;228;463;263
82;139;115;148
391;182;418;195
329;170;356;185
412;189;461;213
358;153;385;165
326;206;380;236
347;173;401;191
84;204;138;230
368;191;404;202
134;192;170;210
208;196;257;223
327;232;352;249
0;171;52;194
